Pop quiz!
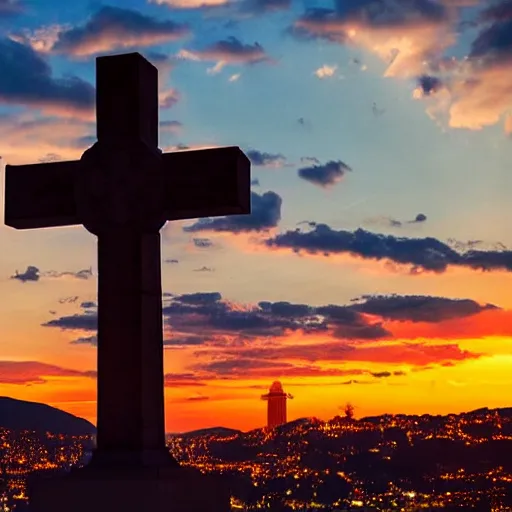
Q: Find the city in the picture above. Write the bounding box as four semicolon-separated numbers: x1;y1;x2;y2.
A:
1;384;511;511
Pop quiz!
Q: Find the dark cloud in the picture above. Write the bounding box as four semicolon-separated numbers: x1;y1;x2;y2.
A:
71;335;97;346
370;370;405;378
164;335;206;346
292;0;449;43
470;17;512;61
175;292;222;305
352;295;498;323
80;301;97;309
183;191;282;233
50;6;190;57
165;258;179;264
11;266;39;283
369;212;428;228
479;0;512;23
45;268;93;280
194;266;214;272
242;0;291;14
417;75;443;96
185;394;209;401
264;224;512;274
251;178;260;186
59;296;79;304
11;266;93;282
193;238;213;248
413;213;427;223
300;156;320;165
298;160;352;187
246;149;286;168
0;38;94;114
164;373;207;387
0;0;23;16
162;293;386;343
42;313;97;331
181;37;271;66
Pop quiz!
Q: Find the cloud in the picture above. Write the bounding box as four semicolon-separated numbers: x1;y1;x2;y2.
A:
351;295;498;323
164;373;207;387
160;120;183;133
365;213;428;228
0;38;94;117
0;114;94;164
246;149;286;168
45;290;501;348
175;292;222;305
71;335;97;346
265;224;512;274
151;0;229;8
443;3;512;132
291;0;455;78
178;37;272;73
43;288;503;376
11;266;40;283
18;6;190;57
290;0;512;134
164;335;207;346
185;394;210;401
193;238;213;248
42;312;98;331
241;0;291;13
298;160;352;188
0;360;95;385
194;266;215;272
10;265;93;283
314;64;337;78
45;268;93;280
0;0;23;16
165;258;180;264
416;75;444;96
210;340;480;368
183;190;282;233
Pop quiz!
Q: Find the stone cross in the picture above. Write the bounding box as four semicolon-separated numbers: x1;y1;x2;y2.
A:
4;52;250;469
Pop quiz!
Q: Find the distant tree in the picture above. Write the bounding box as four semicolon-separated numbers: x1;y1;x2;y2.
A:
344;403;355;420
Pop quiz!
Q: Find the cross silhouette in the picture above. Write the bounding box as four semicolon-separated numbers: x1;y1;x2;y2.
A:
4;52;250;468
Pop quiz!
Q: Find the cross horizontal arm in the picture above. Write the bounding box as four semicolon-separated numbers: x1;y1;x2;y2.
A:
4;161;80;230
161;146;250;221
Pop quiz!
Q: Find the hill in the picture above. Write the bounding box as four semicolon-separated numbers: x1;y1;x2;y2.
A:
0;396;96;435
181;426;242;438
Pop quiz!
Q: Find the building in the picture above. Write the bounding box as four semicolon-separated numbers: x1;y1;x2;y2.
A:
261;381;293;429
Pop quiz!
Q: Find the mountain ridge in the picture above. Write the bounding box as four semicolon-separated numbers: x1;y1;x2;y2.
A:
0;396;96;435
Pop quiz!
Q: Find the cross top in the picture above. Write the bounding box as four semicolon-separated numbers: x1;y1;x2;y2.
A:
5;52;250;234
4;52;251;469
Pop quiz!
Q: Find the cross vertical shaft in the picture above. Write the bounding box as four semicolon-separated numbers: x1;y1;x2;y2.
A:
95;230;169;463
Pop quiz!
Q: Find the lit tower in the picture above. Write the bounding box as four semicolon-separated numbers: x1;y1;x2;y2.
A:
261;381;293;429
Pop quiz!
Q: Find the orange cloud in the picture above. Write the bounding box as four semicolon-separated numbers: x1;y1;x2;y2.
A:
0;114;93;165
0;360;95;385
13;6;190;58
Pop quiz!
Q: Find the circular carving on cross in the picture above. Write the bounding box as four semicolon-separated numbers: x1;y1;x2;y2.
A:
75;141;166;235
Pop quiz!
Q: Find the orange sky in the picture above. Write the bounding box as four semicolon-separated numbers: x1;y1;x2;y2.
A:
1;0;512;433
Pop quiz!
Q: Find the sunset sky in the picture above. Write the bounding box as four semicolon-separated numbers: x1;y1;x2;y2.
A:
1;0;512;433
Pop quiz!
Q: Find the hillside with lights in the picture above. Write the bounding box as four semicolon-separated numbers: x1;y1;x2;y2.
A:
1;401;512;511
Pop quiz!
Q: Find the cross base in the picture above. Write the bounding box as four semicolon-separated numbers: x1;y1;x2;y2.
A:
28;463;231;512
